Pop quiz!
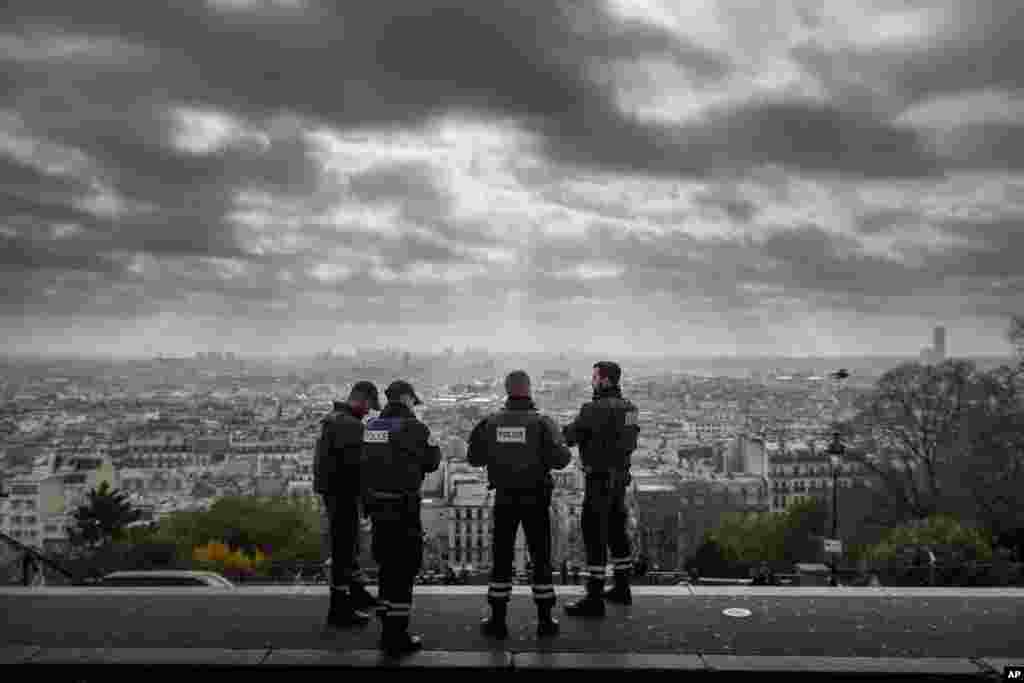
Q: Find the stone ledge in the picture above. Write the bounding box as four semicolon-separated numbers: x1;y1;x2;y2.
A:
102;649;269;666
512;652;705;671
2;648;1009;677
21;648;269;666
262;649;511;669
702;655;986;677
978;658;1024;676
0;646;42;664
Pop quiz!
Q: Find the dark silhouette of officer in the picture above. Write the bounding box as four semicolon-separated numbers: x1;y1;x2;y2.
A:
361;380;441;657
468;370;571;638
564;361;640;617
314;381;381;628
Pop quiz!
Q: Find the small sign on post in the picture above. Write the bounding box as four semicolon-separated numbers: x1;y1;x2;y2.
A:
824;538;843;554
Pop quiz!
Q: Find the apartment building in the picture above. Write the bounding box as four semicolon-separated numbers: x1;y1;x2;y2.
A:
445;481;529;573
769;449;870;512
0;453;117;551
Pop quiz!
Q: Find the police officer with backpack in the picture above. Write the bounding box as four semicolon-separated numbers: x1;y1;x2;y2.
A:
361;380;441;657
563;361;640;617
313;381;381;628
467;370;572;638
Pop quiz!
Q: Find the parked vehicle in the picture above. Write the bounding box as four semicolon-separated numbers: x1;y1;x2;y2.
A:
98;571;235;588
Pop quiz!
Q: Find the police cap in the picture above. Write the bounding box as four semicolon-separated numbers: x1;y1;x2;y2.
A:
349;381;381;410
385;380;422;405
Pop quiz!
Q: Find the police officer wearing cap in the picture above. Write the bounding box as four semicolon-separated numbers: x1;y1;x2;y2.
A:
361;380;441;656
563;361;640;617
314;381;381;628
467;370;571;638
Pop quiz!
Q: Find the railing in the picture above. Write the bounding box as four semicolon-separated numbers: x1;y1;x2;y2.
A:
0;531;77;585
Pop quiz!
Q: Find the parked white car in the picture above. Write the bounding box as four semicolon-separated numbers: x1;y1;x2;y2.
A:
99;570;235;588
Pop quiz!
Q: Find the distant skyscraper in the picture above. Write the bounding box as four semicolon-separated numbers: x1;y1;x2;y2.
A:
933;326;946;361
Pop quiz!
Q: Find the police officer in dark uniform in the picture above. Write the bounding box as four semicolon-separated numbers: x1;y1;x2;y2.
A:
361;380;441;656
313;381;381;628
563;361;640;617
467;371;571;639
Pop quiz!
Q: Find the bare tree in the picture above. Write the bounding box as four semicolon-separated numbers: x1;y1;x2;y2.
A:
1010;315;1024;364
848;360;978;522
957;363;1024;537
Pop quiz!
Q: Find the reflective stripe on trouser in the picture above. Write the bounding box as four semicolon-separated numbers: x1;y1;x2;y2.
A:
323;493;362;589
581;473;632;583
330;584;351;594
367;492;421;626
489;492;555;606
487;581;513;603
531;584;555;605
611;555;633;577
386;602;411;618
586;565;606;597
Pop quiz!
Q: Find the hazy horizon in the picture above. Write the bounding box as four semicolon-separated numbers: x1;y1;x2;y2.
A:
3;349;1014;364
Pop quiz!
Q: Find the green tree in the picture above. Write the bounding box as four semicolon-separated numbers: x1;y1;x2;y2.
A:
68;481;142;550
689;537;730;576
709;498;828;565
779;498;829;564
865;515;993;566
708;511;783;564
146;496;324;570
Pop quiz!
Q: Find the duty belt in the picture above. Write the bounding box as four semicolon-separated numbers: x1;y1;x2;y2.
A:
369;490;408;500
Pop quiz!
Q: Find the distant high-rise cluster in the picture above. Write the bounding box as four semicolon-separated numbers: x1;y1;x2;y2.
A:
920;326;947;365
195;351;237;362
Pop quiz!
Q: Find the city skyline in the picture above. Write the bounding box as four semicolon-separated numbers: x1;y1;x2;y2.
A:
2;1;1022;357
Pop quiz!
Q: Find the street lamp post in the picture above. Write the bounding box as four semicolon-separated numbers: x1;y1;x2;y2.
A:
827;432;845;587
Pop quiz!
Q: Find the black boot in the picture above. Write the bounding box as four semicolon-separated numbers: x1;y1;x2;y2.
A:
481;601;509;639
564;579;606;618
326;590;371;628
349;582;381;611
380;616;423;657
536;602;559;637
603;574;633;605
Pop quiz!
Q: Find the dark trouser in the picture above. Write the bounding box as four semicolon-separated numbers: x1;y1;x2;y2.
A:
488;489;555;608
582;471;632;596
323;491;364;594
366;491;423;628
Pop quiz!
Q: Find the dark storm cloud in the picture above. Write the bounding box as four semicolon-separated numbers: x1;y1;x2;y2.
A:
538;97;941;179
754;224;944;301
0;234;123;274
694;186;759;222
519;218;1019;320
856;209;922;235
348;162;449;207
375;231;465;268
794;2;1024;121
931;219;1024;280
347;160;454;228
2;0;1020;341
0;81;323;267
2;0;948;184
0;158;101;230
938;124;1024;173
0;1;728;127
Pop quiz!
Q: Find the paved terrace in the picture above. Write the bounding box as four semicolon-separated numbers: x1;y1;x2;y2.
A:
2;586;1022;679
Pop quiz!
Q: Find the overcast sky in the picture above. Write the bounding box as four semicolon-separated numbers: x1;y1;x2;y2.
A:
2;0;1022;358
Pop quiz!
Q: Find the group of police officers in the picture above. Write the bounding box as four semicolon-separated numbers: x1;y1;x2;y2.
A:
313;362;639;657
